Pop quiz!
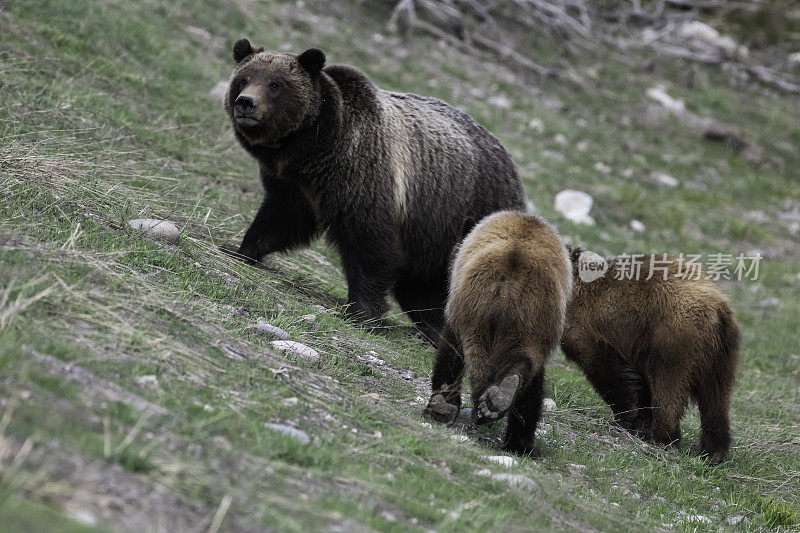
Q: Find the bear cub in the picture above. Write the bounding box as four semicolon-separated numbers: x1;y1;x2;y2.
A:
423;211;572;456
562;249;741;464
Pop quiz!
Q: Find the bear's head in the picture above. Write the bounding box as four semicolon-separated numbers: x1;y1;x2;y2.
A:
225;39;326;148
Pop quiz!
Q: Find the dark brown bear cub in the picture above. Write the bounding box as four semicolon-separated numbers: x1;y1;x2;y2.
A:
423;211;572;456
562;249;741;464
222;39;526;342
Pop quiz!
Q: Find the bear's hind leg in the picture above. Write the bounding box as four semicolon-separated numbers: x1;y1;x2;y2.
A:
503;367;545;457
647;352;691;447
424;325;464;425
694;381;733;464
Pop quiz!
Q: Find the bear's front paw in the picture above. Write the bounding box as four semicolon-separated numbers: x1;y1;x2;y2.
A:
219;244;260;265
422;394;459;425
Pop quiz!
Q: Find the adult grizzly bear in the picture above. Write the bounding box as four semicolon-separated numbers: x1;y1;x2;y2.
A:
221;39;526;341
562;249;741;464
423;212;572;456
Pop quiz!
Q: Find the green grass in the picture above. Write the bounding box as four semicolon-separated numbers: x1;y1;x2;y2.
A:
1;0;799;530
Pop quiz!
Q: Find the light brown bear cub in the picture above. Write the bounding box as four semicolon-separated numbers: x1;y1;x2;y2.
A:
562;249;741;464
423;211;572;456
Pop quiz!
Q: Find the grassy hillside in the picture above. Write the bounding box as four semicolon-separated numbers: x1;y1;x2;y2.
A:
1;0;799;530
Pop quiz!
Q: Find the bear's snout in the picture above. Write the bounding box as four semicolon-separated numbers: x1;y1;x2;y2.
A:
234;95;257;117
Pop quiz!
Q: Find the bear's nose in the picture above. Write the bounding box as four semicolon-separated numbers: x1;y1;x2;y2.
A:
234;95;257;115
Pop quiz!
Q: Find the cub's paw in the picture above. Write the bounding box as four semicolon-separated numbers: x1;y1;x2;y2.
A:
473;374;520;425
422;394;459;425
688;444;727;465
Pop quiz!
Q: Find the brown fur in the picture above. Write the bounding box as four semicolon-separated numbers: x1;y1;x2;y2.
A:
423;211;572;456
562;250;741;464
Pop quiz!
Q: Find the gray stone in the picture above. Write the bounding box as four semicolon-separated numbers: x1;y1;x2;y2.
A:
134;375;159;389
554;190;595;225
491;473;538;491
254;320;291;340
128;219;179;244
270;340;320;363
264;423;310;444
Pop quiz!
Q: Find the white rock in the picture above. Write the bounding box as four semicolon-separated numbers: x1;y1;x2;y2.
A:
542;149;566;162
66;508;97;526
254;320;291;340
484;455;517;467
450;435;469;443
789;52;800;68
554;190;595;225
487;95;511;109
630;220;646;233
542;397;556;411
650;171;680;187
678;511;711;524
554;133;568;146
726;515;745;525
282;397;299;406
421;422;432;429
134;375;159;389
207;80;228;103
646;86;685;113
475;468;492;476
128;219;180;243
528;118;545;133
677;21;738;54
594;162;611;174
270;340;320;363
491;473;538;491
264;423;310;444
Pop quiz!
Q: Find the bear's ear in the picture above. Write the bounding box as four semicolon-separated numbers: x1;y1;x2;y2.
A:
233;38;263;63
298;48;326;74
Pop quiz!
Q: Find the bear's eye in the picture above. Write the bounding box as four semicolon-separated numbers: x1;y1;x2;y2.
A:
268;82;280;91
239;78;248;89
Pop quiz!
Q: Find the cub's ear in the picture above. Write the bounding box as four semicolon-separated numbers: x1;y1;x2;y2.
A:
233;38;263;63
298;48;326;74
461;217;477;239
567;245;583;264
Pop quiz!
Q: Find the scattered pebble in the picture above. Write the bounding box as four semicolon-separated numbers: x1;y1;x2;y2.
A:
646;86;685;113
487;95;511;109
594;162;611;174
554;133;568;146
65;507;97;527
127;219;180;244
282;397;299;407
414;396;427;405
491;473;538;491
203;404;214;412
300;314;316;322
542;398;556;411
475;468;492;476
725;514;745;526
528;118;544;133
360;393;380;401
270;340;320;363
678;511;711;524
254;320;291;340
554;190;595;225
649;171;679;187
759;297;780;308
421;422;432;429
535;422;552;438
484;455;517;467
134;375;159;389
264;423;311;444
630;220;646;233
450;435;469;443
